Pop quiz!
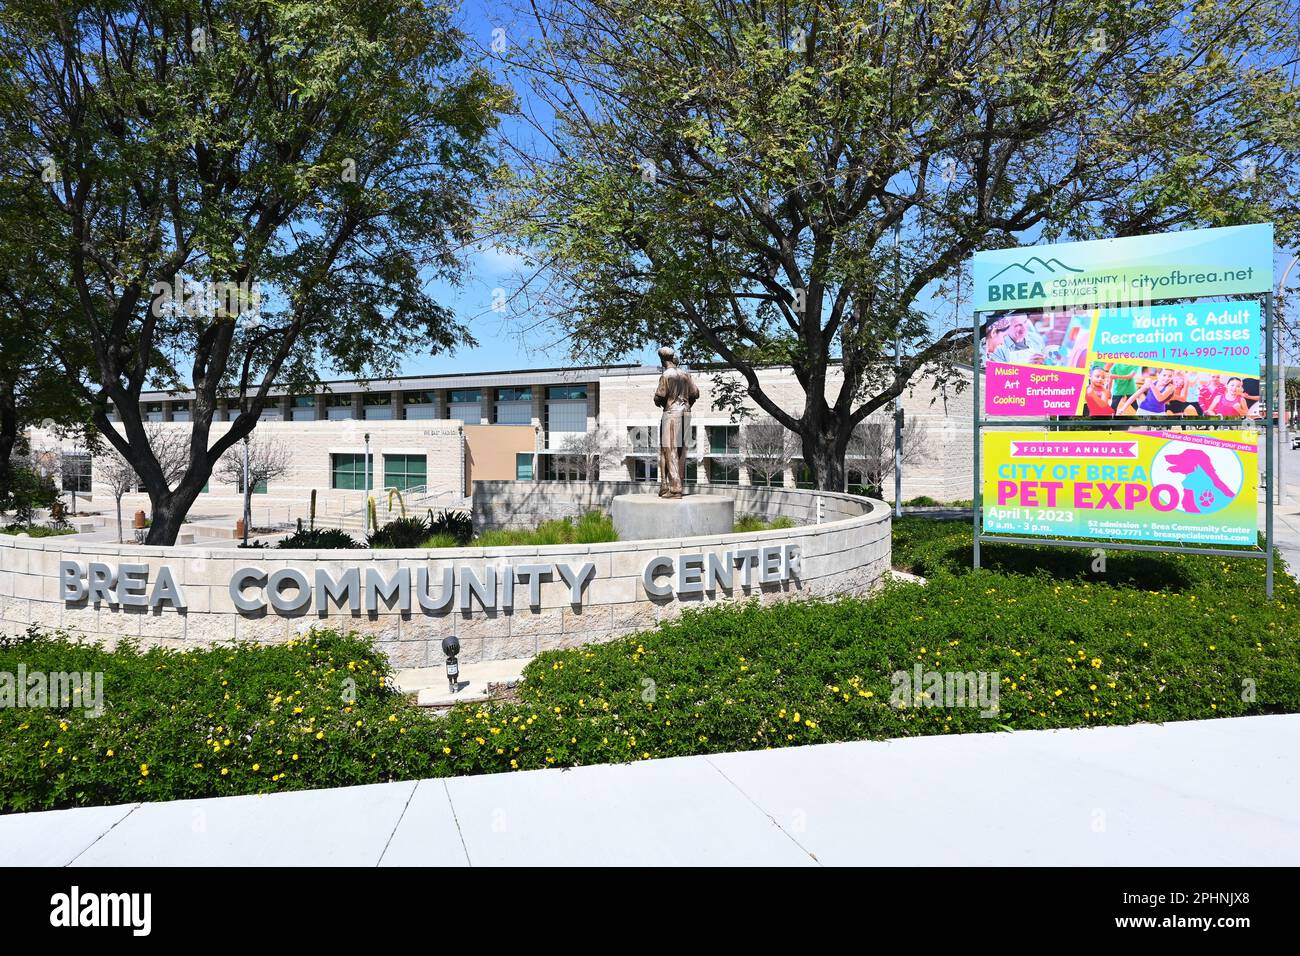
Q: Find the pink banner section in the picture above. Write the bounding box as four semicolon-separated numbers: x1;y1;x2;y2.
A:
984;362;1084;416
1010;440;1138;458
1130;431;1258;454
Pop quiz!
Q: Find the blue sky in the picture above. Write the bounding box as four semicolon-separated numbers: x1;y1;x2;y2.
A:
397;2;663;376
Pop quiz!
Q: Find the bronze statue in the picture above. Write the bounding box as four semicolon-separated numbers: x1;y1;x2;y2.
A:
653;346;699;498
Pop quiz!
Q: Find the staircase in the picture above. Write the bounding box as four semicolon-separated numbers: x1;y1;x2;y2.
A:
329;486;471;535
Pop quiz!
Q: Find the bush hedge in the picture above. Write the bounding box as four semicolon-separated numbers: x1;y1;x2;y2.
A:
1;517;1296;812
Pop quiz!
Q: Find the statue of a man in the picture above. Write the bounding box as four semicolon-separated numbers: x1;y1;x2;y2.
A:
653;346;699;498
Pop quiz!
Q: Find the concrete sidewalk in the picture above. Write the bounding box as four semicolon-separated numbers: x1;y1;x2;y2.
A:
2;714;1297;866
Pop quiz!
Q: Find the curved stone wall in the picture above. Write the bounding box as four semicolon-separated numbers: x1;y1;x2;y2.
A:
0;485;890;666
472;480;868;532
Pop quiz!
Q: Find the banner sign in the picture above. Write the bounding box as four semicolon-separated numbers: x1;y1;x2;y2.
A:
982;430;1258;546
984;301;1262;418
972;223;1274;311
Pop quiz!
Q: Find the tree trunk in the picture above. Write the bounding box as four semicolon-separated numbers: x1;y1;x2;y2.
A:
0;381;17;494
115;495;124;543
799;424;848;492
143;473;208;546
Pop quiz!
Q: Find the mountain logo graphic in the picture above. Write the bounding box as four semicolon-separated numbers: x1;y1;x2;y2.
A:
986;255;1085;302
988;256;1085;281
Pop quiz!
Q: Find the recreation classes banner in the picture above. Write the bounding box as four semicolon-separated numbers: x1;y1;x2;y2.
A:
971;223;1274;311
982;430;1258;546
983;301;1262;418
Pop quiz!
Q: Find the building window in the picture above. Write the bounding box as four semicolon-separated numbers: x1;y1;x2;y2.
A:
495;386;532;425
364;393;393;421
627;425;657;453
171;401;192;423
515;453;534;481
291;395;317;421
545;388;588;434
795;462;815;489
383;453;427;491
447;388;482;424
632;459;658;482
326;394;354;420
144;402;165;422
404;391;438;420
708;425;739;456
330;453;372;490
708;459;740;485
541;455;588;481
62;453;92;494
546;384;588;401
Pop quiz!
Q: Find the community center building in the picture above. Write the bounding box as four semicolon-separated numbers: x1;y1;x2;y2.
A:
56;362;973;527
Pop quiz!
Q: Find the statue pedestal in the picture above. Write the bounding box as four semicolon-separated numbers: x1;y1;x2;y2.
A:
611;494;734;541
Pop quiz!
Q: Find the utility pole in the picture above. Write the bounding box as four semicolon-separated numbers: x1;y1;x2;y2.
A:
893;224;903;518
363;431;372;530
241;435;251;545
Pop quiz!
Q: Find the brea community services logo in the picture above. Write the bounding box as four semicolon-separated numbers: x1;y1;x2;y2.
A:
987;255;1084;302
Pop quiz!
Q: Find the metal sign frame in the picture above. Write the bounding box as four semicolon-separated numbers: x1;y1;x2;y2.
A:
972;294;1275;599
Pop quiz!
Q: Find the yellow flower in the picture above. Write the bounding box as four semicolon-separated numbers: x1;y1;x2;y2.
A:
315;731;325;740
106;748;114;757
139;764;149;776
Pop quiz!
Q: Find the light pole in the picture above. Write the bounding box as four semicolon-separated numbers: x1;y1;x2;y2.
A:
893;224;903;518
241;435;251;545
363;431;371;529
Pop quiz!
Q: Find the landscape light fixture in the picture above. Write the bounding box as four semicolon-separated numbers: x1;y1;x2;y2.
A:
441;635;461;693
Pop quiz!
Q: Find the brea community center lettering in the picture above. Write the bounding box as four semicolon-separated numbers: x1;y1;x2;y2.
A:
57;545;801;615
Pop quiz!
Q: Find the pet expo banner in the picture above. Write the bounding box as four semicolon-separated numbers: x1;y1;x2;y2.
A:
982;430;1258;546
982;301;1263;418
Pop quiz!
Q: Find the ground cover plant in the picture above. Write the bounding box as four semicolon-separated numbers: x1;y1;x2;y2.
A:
2;518;1295;811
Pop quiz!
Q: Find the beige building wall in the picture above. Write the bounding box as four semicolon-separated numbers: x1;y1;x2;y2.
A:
87;419;467;525
462;424;538;495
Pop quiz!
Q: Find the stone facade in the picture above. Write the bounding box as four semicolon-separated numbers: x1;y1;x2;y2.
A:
1;485;891;666
89;418;468;528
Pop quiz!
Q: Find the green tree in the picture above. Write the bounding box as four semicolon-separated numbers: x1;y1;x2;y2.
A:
0;152;94;499
497;0;1300;489
1;0;507;542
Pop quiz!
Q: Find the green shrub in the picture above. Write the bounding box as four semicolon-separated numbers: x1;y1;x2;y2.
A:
275;527;360;549
366;509;474;549
367;515;431;549
475;511;617;547
5;518;1296;812
0;466;58;525
1;524;76;538
734;514;795;533
428;508;473;545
